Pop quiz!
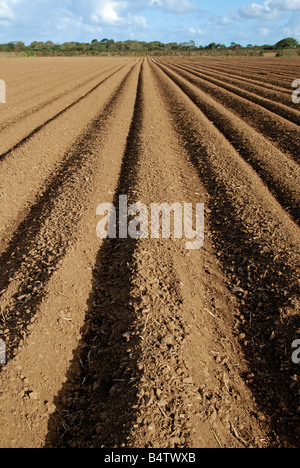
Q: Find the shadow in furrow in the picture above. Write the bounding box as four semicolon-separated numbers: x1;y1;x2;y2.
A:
0;65;136;366
45;64;145;448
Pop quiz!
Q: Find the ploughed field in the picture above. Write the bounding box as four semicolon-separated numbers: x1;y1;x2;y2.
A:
0;56;299;448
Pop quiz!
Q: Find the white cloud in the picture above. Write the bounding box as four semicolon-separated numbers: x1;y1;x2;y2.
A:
149;0;199;15
188;27;204;35
219;17;234;24
221;0;300;44
238;0;300;19
128;14;147;28
238;1;282;19
271;0;300;10
0;0;19;21
91;1;123;24
89;0;147;30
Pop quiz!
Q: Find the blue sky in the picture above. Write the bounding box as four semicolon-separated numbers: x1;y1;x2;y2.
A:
0;0;299;46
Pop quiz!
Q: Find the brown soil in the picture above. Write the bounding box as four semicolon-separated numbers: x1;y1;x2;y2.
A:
0;56;299;448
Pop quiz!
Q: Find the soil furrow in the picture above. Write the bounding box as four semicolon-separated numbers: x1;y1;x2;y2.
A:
47;59;272;450
0;56;299;450
152;61;300;447
178;58;300;88
169;58;297;99
166;58;295;108
154;60;300;224
0;63;138;365
45;63;145;449
0;60;142;449
155;59;300;163
2;60;117;104
161;58;300;126
0;61;136;253
0;63;124;131
0;61;132;159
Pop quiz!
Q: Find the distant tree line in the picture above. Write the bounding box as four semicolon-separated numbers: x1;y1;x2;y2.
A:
0;37;299;56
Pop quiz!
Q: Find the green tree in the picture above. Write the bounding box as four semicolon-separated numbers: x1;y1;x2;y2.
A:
275;37;298;49
165;42;178;51
15;42;26;52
